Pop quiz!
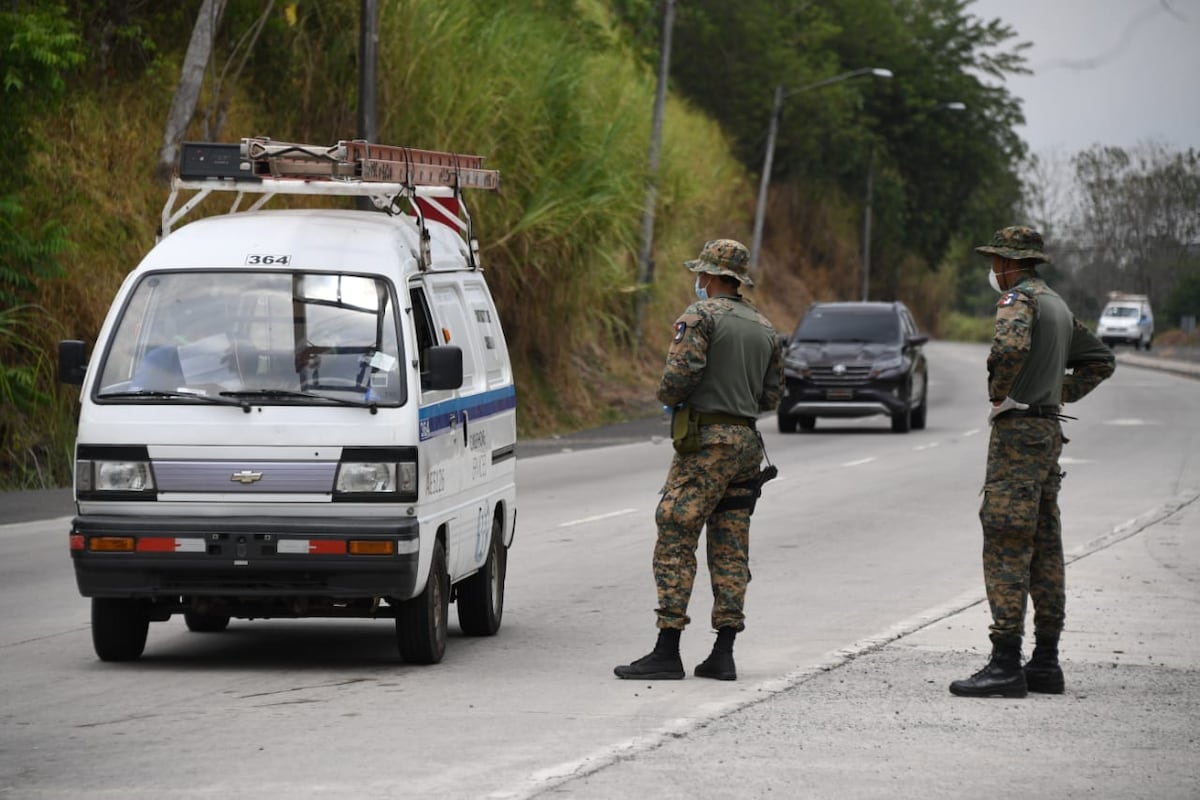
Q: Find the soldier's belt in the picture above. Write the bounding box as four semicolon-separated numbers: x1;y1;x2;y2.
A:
998;405;1061;419
695;412;756;428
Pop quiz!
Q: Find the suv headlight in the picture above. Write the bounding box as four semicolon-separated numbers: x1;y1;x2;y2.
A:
783;353;810;378
869;355;905;378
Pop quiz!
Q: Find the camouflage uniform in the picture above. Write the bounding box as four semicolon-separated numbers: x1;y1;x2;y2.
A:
653;240;783;632
977;228;1114;640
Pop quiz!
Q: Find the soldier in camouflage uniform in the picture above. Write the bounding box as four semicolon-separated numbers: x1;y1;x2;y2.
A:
950;226;1115;698
615;239;783;681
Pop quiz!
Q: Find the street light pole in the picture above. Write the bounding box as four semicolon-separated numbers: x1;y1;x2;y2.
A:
860;101;966;302
861;144;874;301
634;0;675;349
749;67;892;275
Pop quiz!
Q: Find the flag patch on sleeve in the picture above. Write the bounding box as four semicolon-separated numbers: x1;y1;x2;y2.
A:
673;321;687;343
998;291;1020;308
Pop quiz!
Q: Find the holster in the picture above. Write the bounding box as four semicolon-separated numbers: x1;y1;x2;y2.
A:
671;407;701;454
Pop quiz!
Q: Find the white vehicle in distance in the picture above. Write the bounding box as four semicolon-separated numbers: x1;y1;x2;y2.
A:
1097;292;1154;350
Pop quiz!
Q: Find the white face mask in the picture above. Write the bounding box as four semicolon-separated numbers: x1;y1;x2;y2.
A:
988;269;1003;293
694;275;709;300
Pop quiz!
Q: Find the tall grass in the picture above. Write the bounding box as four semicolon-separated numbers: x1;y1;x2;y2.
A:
7;0;757;487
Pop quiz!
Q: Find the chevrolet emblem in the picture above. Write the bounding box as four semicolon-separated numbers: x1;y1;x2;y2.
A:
231;470;264;484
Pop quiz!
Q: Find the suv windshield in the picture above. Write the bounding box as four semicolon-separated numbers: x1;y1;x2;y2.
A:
792;308;901;344
96;271;405;406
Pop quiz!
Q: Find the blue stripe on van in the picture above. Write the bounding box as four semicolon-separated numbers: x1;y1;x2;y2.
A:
418;385;517;441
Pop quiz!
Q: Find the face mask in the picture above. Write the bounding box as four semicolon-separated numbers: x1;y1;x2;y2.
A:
988;269;1002;293
694;275;709;300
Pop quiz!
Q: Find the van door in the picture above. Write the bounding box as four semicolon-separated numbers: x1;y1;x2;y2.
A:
414;277;484;578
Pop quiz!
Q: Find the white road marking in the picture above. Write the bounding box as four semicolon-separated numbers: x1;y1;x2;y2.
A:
558;508;638;528
841;457;877;467
1104;418;1158;426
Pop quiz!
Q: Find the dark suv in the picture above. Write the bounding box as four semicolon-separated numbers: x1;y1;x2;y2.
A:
778;301;928;433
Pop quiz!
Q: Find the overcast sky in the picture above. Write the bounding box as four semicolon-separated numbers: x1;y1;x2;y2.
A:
965;0;1200;157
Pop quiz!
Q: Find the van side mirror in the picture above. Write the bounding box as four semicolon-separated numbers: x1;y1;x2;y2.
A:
421;345;463;390
59;340;88;385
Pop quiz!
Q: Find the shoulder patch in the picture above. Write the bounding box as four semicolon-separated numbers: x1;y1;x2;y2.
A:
998;291;1020;308
672;321;687;343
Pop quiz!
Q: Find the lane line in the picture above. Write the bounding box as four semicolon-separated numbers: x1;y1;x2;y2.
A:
840;457;876;467
558;509;638;528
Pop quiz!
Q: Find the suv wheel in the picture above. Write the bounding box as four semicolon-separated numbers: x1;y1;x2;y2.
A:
891;384;912;433
798;416;816;432
777;410;798;434
910;378;928;430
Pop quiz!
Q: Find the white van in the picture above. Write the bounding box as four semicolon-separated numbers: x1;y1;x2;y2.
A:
1097;292;1154;350
58;138;516;664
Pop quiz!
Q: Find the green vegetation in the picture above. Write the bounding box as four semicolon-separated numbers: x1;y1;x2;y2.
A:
9;1;1190;489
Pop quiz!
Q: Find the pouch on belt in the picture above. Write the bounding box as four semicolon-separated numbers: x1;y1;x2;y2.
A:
671;407;701;454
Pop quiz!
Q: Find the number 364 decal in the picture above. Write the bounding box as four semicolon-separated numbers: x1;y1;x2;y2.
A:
245;254;291;265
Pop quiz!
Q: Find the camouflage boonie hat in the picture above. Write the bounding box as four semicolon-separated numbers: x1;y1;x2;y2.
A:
685;239;754;287
974;225;1051;263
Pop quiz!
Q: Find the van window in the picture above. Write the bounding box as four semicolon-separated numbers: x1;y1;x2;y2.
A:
431;283;480;391
464;281;509;388
1102;305;1140;318
95;271;405;405
409;287;437;375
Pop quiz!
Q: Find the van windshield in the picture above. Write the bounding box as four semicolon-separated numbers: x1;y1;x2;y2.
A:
95;271;405;406
1103;305;1140;318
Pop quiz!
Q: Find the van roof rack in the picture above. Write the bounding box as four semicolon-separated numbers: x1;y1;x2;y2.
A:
161;137;501;269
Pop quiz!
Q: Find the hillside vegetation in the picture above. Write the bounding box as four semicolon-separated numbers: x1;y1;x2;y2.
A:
0;0;1076;488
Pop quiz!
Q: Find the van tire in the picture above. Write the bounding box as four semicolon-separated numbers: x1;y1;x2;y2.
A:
457;516;506;636
92;598;149;662
184;610;231;632
397;539;448;664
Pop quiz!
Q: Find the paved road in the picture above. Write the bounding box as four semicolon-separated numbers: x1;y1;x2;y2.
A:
2;344;1197;799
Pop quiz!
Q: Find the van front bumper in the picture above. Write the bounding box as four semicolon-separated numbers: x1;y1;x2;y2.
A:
70;514;420;601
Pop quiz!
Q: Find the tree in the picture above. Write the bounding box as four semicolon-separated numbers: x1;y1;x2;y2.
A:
155;0;228;183
1070;143;1200;308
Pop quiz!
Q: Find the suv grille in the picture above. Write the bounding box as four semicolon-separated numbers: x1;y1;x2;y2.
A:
809;364;872;386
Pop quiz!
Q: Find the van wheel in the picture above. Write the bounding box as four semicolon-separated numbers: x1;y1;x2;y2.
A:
92;598;149;662
457;516;506;636
184;610;231;632
396;539;448;664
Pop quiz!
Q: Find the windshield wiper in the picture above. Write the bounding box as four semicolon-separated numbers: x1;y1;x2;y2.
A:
220;389;379;415
98;389;251;412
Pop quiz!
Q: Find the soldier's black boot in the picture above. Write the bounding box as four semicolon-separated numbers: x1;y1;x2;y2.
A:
949;633;1028;698
614;628;685;679
694;627;737;681
1024;632;1065;694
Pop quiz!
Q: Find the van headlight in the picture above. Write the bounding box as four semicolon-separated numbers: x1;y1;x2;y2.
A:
335;448;417;501
76;458;157;499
